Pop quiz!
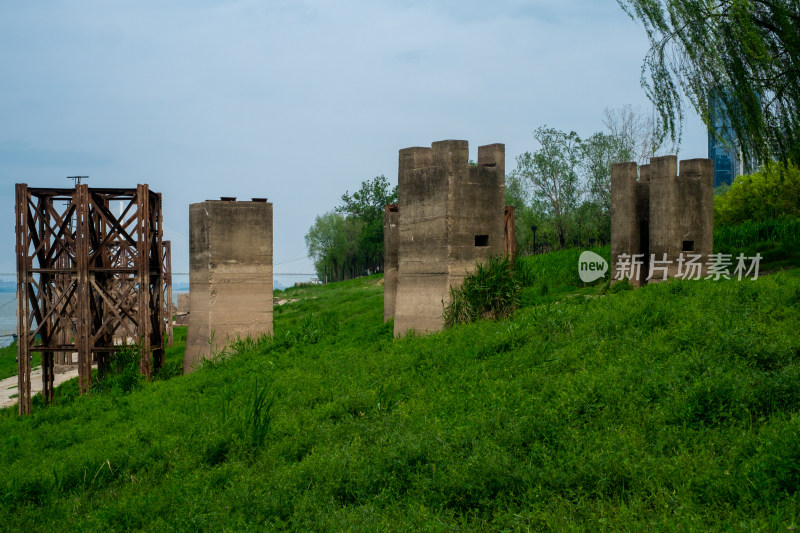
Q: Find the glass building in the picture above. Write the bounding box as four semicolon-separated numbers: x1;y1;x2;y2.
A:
707;94;742;187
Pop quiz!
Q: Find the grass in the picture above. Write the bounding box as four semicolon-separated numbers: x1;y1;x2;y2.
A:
714;216;800;270
514;245;611;307
0;342;40;381
0;253;799;530
444;255;520;327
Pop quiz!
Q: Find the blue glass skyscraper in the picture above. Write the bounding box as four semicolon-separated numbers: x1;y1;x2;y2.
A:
708;94;742;187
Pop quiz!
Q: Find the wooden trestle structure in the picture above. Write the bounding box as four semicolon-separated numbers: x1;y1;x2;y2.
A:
15;184;171;415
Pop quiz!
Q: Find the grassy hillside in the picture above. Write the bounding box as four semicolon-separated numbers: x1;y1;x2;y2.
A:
1;252;799;531
0;342;39;381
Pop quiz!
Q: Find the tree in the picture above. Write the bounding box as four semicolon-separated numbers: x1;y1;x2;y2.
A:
505;168;541;252
304;212;361;282
581;105;671;244
602;104;668;165
514;127;582;249
618;0;800;165
581;132;623;216
337;175;397;272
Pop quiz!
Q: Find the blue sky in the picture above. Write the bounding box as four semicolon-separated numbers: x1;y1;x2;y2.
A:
0;0;708;286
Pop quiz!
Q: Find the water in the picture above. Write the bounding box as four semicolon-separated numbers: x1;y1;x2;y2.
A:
0;292;16;347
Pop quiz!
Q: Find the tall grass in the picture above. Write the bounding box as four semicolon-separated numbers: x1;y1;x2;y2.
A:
714;216;800;250
714;216;800;268
444;255;519;327
91;345;142;394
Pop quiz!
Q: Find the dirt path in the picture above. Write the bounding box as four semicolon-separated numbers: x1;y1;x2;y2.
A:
0;364;80;409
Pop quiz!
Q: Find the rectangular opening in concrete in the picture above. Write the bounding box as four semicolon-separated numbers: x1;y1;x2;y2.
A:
474;235;489;247
682;240;695;252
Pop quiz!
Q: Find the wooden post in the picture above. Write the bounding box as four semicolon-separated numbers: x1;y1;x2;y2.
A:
164;240;173;348
76;185;92;394
16;184;31;415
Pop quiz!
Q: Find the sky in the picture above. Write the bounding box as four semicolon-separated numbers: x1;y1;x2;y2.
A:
0;0;708;287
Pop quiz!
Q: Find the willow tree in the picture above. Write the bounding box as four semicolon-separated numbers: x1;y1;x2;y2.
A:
618;0;800;165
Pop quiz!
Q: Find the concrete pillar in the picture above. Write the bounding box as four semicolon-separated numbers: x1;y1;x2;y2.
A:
176;293;190;325
395;144;445;336
383;204;399;322
648;157;713;282
394;140;505;337
612;156;713;286
648;156;680;280
611;161;646;286
448;142;505;288
678;158;715;270
184;198;273;372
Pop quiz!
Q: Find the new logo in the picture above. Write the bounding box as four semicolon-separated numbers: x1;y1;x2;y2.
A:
578;251;608;283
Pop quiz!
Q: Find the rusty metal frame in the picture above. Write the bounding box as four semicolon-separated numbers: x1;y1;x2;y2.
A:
163;240;173;347
15;184;165;415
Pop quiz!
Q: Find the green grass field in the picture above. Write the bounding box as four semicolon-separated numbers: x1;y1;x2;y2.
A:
0;342;40;382
1;250;798;531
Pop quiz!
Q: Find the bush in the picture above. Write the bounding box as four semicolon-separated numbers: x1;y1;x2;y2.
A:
92;345;142;395
714;162;800;225
443;256;520;327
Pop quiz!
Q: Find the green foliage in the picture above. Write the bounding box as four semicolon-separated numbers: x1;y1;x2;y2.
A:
336;175;398;276
154;327;187;381
714;217;800;269
305;175;397;283
338;175;397;222
715;218;800;250
514;126;582;249
0;342;42;381
1;261;800;529
511;106;661;250
712;163;800;269
714;162;800;226
443;256;520;327
218;381;275;458
504;170;541;252
269;312;339;350
514;246;611;302
304;211;362;282
92;345;142;395
618;0;800;165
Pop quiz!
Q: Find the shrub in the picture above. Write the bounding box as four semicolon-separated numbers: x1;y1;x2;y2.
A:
714;162;800;226
92;345;142;394
443;255;520;327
